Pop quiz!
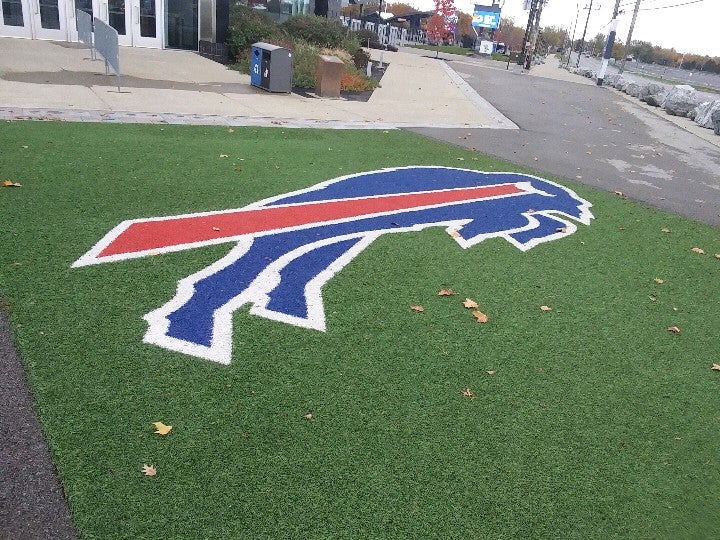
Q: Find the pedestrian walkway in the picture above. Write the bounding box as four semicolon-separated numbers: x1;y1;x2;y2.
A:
0;37;516;129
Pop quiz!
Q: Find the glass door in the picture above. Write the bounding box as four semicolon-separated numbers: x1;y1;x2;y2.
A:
30;0;68;39
131;0;160;47
166;0;196;49
0;0;34;37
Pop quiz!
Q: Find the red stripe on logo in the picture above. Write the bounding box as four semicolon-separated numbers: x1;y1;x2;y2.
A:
99;183;525;258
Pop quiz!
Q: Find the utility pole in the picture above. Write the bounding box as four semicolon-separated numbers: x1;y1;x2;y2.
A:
575;0;594;68
565;4;580;67
596;0;622;85
519;0;539;67
524;0;546;70
619;0;641;74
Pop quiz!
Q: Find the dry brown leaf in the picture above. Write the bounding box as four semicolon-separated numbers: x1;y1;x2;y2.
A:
540;305;552;312
437;289;454;296
661;228;671;233
142;464;157;477
462;298;478;309
219;154;229;158
449;230;461;238
486;370;496;376
1;179;22;187
303;412;313;420
472;310;489;323
648;295;657;302
614;191;624;197
667;326;681;334
654;278;664;285
461;388;474;399
714;254;720;260
227;128;235;133
152;421;172;435
555;227;567;233
711;364;720;371
410;305;424;312
691;247;705;254
619;226;626;230
212;227;220;231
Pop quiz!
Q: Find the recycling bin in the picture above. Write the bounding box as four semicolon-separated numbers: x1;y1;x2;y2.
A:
250;42;293;93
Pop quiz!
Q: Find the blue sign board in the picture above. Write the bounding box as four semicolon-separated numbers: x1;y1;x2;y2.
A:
472;9;500;28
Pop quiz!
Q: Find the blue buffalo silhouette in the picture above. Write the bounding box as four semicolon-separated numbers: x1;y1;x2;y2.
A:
74;166;593;363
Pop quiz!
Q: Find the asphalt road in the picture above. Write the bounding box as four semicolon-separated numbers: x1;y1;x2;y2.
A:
409;58;720;227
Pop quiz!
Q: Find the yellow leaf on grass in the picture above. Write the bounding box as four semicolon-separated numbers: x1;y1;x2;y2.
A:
153;421;173;435
462;298;478;309
437;289;454;296
715;254;720;260
142;464;157;477
654;278;664;285
486;370;496;375
661;228;671;233
472;310;489;323
410;305;424;312
303;412;313;420
1;179;22;187
219;154;229;158
667;326;681;334
691;247;705;254
449;230;461;238
540;305;552;312
461;388;474;399
711;364;720;371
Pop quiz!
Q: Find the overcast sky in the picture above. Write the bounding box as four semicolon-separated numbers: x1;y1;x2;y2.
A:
405;0;720;58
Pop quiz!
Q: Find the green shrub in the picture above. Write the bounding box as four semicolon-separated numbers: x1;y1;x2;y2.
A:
227;6;284;59
351;28;378;46
280;15;345;48
341;32;362;55
291;40;321;88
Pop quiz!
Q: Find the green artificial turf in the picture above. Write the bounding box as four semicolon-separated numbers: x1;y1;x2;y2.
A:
1;121;719;539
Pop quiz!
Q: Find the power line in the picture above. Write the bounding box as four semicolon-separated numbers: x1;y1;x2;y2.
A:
640;0;706;10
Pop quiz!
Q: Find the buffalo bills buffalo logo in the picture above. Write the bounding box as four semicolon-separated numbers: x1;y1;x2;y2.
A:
73;167;593;364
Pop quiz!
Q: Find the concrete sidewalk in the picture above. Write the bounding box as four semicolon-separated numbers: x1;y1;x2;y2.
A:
0;37;516;129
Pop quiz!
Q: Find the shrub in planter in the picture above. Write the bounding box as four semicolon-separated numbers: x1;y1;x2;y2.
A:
281;15;345;48
291;40;321;88
227;6;285;59
351;28;378;46
352;49;370;70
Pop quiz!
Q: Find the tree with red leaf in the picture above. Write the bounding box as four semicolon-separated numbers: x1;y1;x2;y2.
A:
426;0;456;45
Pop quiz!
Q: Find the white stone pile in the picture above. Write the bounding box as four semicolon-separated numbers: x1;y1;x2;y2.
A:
570;68;720;136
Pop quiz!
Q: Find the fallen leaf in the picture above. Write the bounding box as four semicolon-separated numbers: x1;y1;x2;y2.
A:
619;226;626;230
714;254;720;260
20;145;28;149
691;247;705;254
461;388;474;399
142;464;157;477
654;278;664;285
614;191;624;197
437;289;454;296
152;421;172;435
472;310;489;323
457;157;465;161
555;227;567;233
212;227;220;231
410;305;424;312
540;305;552;312
1;180;22;187
711;364;720;371
538;367;544;372
449;230;461;238
486;370;496;375
303;412;313;420
648;295;657;302
227;128;235;133
667;326;681;334
462;298;478;309
661;228;671;233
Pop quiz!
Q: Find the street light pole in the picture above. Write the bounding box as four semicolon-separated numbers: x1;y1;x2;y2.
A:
619;0;641;74
575;0;593;68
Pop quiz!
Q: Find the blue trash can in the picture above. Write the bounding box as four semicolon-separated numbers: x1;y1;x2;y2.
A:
250;42;293;93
